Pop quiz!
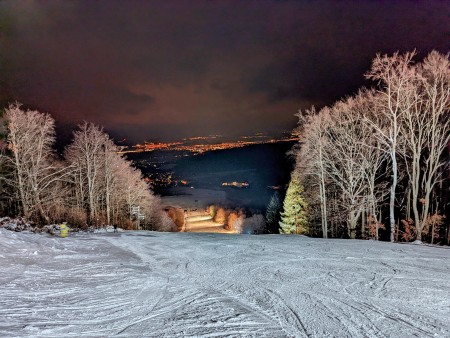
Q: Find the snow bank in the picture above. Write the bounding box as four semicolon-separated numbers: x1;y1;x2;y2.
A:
0;229;449;337
0;216;37;232
0;218;125;236
0;217;73;236
91;225;124;233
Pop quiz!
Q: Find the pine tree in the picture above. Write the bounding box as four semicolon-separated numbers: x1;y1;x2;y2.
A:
279;175;308;234
265;191;282;233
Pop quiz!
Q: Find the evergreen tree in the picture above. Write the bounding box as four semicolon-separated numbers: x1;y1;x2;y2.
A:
265;191;282;233
279;175;308;234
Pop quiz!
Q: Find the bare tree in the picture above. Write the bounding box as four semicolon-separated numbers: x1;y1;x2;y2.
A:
4;103;69;222
65;122;164;229
400;51;450;241
354;91;389;240
297;91;389;239
322;97;374;238
366;51;417;242
0;107;168;230
65;122;109;224
102;138;120;225
296;107;330;238
293;51;448;243
116;162;156;225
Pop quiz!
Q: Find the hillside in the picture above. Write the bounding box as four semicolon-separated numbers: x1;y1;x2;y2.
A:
1;229;449;337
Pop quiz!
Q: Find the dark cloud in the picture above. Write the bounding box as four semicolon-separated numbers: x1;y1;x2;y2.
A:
0;0;448;142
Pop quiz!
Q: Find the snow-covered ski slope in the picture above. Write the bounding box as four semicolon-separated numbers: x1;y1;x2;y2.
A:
1;229;449;337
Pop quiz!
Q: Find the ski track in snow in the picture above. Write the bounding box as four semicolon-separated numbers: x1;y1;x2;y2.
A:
0;229;449;337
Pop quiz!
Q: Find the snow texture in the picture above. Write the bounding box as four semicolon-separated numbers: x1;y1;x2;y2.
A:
0;229;449;337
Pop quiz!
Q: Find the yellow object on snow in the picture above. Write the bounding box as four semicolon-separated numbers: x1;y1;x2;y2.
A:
60;223;69;238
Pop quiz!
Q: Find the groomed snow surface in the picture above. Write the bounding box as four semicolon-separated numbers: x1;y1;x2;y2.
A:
1;229;449;337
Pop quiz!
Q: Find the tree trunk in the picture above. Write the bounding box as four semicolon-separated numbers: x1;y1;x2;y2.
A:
319;180;328;238
347;208;360;239
319;153;328;238
106;191;111;225
36;196;50;224
12;148;29;216
406;188;411;220
376;208;381;241
431;220;435;245
362;208;366;239
389;150;397;242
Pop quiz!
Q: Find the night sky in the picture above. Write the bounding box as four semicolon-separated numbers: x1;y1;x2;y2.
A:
1;1;449;143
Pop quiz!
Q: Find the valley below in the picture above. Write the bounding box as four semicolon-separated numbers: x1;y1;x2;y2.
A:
127;142;295;210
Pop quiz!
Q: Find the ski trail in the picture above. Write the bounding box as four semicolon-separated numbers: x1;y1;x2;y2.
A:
1;229;449;337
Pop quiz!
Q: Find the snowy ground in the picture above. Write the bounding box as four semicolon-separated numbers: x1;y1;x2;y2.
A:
0;229;449;337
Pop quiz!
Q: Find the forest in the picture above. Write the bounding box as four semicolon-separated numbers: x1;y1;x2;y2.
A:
281;51;449;244
0;106;174;232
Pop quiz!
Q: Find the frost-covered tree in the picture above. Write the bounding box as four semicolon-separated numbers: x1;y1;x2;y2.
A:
65;122;109;224
365;51;417;242
322;92;389;239
279;174;308;234
4;103;70;222
293;50;449;243
366;50;450;242
0;106;168;230
399;51;450;241
297;107;330;238
65;122;164;228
